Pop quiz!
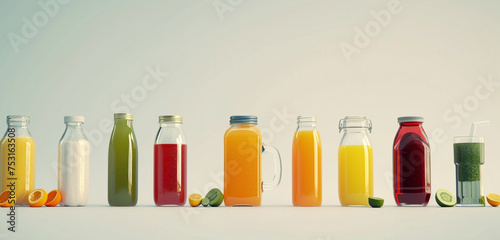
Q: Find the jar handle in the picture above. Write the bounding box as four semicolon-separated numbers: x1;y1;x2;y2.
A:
262;144;282;191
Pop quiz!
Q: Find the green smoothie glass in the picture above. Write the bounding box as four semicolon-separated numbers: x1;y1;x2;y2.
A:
454;121;488;207
108;113;138;206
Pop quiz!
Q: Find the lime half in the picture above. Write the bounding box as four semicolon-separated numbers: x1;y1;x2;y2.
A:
368;197;384;208
435;189;456;207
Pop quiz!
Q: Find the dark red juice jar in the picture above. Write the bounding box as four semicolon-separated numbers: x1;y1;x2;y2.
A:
393;116;431;206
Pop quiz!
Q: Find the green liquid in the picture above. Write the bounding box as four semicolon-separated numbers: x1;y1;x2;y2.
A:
108;119;138;206
454;142;484;206
453;142;483;181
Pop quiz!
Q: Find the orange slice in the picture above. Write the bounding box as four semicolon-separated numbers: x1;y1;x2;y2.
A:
45;190;61;207
0;190;15;207
487;193;500;207
28;189;47;207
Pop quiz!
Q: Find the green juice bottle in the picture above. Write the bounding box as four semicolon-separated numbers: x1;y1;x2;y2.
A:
108;113;138;206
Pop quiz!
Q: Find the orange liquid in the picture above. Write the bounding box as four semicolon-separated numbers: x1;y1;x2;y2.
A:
224;124;262;206
292;130;322;206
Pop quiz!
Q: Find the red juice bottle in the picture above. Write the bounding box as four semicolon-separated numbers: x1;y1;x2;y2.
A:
393;116;431;206
154;115;187;206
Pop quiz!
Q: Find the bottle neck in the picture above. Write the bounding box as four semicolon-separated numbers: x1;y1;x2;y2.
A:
160;122;183;128
115;119;133;128
341;127;370;133
400;121;422;127
62;122;87;141
6;121;32;138
230;123;257;128
297;121;316;131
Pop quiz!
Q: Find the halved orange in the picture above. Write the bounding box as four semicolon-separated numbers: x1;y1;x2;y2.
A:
0;190;15;207
487;193;500;207
45;190;61;207
28;189;47;207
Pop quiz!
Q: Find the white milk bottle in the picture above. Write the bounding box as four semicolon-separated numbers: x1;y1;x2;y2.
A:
58;116;89;206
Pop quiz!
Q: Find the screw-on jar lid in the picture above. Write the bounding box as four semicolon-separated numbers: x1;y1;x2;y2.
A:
64;116;84;123
398;116;424;123
7;115;29;123
230;115;257;124
338;116;372;132
159;115;182;123
114;113;133;120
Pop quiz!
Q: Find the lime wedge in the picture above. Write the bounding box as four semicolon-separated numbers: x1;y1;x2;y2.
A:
206;188;224;207
435;189;456;207
201;198;210;207
368;197;384;208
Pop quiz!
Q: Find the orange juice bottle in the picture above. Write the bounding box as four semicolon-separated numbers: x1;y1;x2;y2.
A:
224;115;282;206
0;115;36;205
292;116;322;206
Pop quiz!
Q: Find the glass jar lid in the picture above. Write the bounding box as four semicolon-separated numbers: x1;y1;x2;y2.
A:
338;116;372;132
64;116;84;123
114;113;133;120
159;115;182;123
398;116;424;123
230;115;257;124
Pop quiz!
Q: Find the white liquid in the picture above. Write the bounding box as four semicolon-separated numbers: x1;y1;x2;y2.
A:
58;140;89;206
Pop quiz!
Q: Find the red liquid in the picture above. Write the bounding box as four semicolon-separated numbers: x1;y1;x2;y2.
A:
154;144;187;206
393;122;431;206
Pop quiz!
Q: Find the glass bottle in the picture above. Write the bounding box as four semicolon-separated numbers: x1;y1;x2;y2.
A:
154;115;187;206
224;115;282;206
0;115;35;205
338;116;373;206
292;116;322;206
393;116;431;206
58;116;89;206
108;113;138;206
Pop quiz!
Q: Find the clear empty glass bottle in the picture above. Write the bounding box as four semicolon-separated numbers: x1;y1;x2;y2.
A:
108;113;138;206
0;115;35;205
338;116;373;206
58;116;89;207
154;115;187;206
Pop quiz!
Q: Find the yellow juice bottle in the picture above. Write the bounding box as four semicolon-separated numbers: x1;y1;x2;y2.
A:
338;116;373;206
0;115;36;205
292;116;321;206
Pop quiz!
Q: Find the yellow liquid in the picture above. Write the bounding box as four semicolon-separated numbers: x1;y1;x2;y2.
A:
292;130;322;206
338;145;373;206
0;137;36;205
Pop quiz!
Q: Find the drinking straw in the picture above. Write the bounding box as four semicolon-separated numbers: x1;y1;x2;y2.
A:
469;121;490;139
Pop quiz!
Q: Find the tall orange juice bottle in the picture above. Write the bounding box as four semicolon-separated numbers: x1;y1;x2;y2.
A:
224;115;282;206
292;116;321;206
0;115;36;205
338;116;373;206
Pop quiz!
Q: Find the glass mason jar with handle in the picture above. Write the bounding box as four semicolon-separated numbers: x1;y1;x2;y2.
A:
0;115;35;205
292;116;322;207
393;116;431;206
338;116;373;206
224;115;282;206
108;113;138;206
58;116;89;206
154;115;187;206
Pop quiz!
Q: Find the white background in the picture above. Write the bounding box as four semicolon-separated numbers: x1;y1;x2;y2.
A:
0;0;499;239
